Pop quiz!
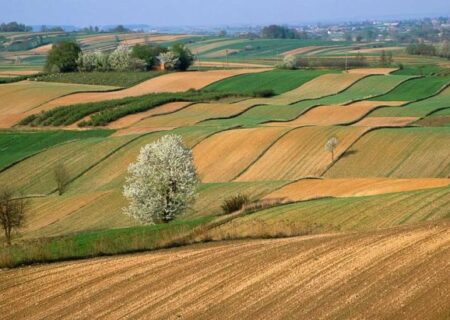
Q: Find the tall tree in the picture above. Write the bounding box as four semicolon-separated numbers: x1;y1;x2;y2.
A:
0;188;27;246
123;135;198;224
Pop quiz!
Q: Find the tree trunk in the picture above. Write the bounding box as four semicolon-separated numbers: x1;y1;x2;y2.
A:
4;226;11;246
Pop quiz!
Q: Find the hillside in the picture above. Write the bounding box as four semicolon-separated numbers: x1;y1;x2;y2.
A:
1;221;449;319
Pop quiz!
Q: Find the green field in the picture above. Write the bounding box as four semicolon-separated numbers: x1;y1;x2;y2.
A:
206;186;450;238
0;216;212;268
35;71;163;87
371;76;450;101
204;69;335;95
370;86;450;117
393;64;450;76
0;130;113;170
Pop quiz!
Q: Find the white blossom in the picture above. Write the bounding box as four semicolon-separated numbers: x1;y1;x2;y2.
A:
109;45;132;71
157;51;179;70
123;135;198;224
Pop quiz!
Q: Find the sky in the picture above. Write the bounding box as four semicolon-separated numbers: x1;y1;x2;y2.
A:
1;0;449;26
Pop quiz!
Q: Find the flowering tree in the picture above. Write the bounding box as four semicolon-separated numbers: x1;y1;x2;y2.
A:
325;136;340;161
123;135;198;224
109;45;132;71
278;54;297;69
158;51;179;70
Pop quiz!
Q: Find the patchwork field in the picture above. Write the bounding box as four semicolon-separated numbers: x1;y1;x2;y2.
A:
326;127;450;178
237;126;370;180
1;31;450;317
0;81;117;127
35;69;268;111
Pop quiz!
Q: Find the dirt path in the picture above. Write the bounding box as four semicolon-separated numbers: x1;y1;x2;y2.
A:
1;221;449;319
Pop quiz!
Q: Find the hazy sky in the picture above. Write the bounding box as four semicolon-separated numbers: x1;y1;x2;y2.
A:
1;0;449;26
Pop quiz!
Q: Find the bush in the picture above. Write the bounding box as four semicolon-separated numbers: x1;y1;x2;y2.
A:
221;194;250;214
253;89;275;97
132;44;168;70
45;40;81;73
171;44;194;71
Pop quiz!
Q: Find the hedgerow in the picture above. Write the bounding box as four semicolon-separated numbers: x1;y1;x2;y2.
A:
19;90;251;127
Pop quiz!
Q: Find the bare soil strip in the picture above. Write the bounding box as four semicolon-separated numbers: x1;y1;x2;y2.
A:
264;178;450;202
35;69;269;111
354;116;419;127
346;68;398;75
1;221;449;319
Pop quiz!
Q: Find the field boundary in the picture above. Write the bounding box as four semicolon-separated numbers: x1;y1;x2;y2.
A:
231;126;309;181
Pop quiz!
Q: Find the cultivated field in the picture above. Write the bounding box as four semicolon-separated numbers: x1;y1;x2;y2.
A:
1;31;450;318
1;221;449;319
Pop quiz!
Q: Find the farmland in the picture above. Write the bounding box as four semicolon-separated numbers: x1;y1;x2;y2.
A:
1;24;450;319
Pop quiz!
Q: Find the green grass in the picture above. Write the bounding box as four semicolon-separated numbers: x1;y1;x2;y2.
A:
208;186;450;238
204;69;335;95
35;71;163;88
393;65;450;76
200;39;351;59
0;216;213;268
203;75;412;128
370;87;450;117
312;74;413;105
370;76;450;101
19;90;252;127
0;130;114;171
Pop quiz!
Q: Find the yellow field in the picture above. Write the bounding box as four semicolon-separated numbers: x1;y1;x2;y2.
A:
264;178;450;202
193;127;290;182
0;81;117;127
2;221;449;319
237;126;369;181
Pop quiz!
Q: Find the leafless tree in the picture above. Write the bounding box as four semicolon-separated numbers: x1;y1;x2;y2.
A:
325;136;340;161
0;188;27;246
54;162;70;195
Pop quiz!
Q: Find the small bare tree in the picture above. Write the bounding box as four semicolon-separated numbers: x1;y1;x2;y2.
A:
54;162;70;195
325;136;340;161
0;188;27;246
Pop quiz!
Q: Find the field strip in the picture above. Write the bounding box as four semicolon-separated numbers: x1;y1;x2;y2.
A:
265;100;406;127
346;68;398;74
263;178;450;202
354;116;419;127
193;127;291;182
33;69;269;111
1;221;448;319
324;127;450;178
235;126;370;181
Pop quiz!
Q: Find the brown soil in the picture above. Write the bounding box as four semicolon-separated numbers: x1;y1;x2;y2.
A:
354;116;419;127
267;100;405;127
264;178;450;202
1;221;449;319
346;68;398;74
36;69;269;111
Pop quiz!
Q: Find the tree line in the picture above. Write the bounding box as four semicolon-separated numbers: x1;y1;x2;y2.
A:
45;40;194;73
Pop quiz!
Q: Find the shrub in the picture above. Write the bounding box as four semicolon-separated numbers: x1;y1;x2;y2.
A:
132;44;168;70
171;44;194;71
253;89;275;97
45;40;81;73
109;45;133;71
221;194;250;214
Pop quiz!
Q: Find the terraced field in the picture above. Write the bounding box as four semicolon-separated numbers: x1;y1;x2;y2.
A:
208;186;450;237
35;69;268;111
0;130;113;170
326;127;450;178
204;69;333;95
369;86;450;118
0;135;135;195
0;81;117;127
237;126;369;181
415;107;450;126
371;76;450;101
267;100;405;127
2;221;449;319
265;178;450;202
193;127;290;182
